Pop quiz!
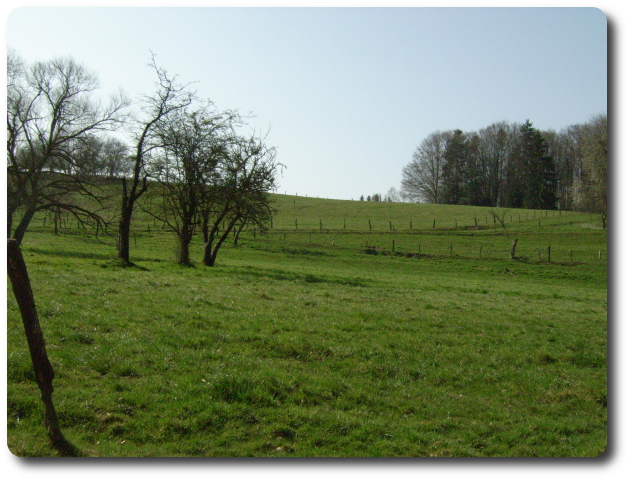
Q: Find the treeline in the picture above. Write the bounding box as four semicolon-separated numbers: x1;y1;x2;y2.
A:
400;116;607;227
7;50;281;265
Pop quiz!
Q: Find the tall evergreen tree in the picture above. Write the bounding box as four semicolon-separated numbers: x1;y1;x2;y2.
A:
441;129;468;205
519;120;557;210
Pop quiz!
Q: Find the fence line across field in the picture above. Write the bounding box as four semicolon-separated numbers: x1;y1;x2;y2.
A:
33;210;605;264
270;231;606;264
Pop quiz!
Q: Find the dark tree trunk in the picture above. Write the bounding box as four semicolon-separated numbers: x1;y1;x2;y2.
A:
12;205;37;247
233;221;246;245
203;215;240;267
510;238;518;260
177;238;191;265
176;219;194;265
117;209;132;264
117;175;148;264
7;239;78;456
202;242;215;266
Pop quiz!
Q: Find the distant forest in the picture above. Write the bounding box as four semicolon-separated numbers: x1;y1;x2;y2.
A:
399;116;607;226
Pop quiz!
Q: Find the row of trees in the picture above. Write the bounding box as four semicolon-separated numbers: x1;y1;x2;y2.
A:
359;187;402;203
7;50;281;265
400;116;607;227
6;50;281;453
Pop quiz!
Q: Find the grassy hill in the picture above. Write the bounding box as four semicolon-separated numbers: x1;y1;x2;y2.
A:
7;194;607;456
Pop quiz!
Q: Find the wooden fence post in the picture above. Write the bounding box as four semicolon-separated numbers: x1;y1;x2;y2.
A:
369;219;372;231
433;219;436;229
547;245;551;262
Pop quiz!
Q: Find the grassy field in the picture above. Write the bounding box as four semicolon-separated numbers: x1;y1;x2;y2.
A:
7;194;607;457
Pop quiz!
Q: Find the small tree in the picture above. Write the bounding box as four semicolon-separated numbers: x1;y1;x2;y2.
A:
200;133;280;266
116;53;195;264
489;208;519;260
386;186;401;202
146;103;238;265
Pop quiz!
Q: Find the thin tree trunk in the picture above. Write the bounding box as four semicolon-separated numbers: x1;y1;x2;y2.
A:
117;175;148;264
233;221;247;245
117;209;131;263
12;205;37;246
7;239;78;456
204;215;240;266
202;241;214;266
510;238;518;260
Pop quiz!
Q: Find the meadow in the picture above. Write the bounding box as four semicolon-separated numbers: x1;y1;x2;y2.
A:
6;194;607;457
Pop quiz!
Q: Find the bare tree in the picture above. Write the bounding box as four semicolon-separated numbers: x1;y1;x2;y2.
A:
146;103;238;265
200;133;280;266
489;208;518;260
116;54;195;264
574;113;607;228
100;136;131;179
7;52;129;245
401;131;448;203
385;186;401;202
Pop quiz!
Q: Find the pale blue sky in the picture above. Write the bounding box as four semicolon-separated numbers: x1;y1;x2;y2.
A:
7;7;607;200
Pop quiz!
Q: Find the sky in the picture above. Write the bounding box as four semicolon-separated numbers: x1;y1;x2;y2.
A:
5;5;607;201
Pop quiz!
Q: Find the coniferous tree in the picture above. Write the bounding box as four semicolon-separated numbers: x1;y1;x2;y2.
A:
442;129;468;205
519;120;556;210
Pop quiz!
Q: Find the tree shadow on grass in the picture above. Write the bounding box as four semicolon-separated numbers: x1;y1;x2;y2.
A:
24;246;113;261
236;265;371;287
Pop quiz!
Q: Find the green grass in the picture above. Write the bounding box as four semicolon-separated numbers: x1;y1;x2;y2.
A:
7;195;607;456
